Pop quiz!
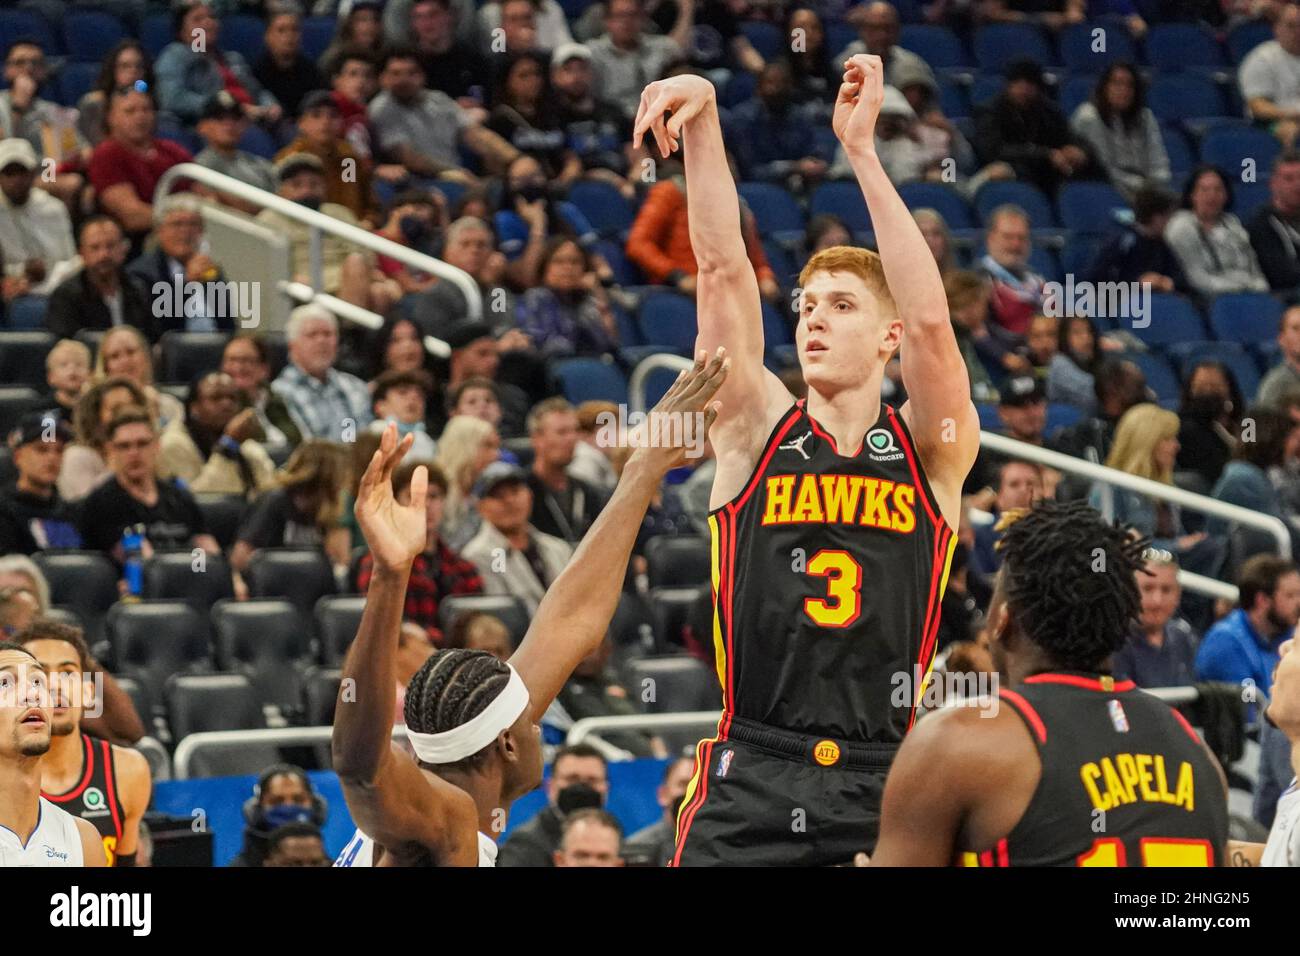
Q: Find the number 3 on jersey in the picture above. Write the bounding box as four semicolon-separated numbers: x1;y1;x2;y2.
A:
804;549;863;628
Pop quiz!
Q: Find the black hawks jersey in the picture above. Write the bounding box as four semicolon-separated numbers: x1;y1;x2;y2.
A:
42;733;123;866
969;673;1228;867
706;399;956;743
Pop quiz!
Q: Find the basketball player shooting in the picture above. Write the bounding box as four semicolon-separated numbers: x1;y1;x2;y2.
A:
633;56;978;866
332;352;727;866
0;642;105;867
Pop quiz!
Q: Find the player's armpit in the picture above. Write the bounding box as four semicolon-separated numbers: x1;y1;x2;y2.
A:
339;742;480;866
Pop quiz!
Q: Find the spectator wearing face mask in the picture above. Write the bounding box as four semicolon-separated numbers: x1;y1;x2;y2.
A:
498;744;608;867
1176;360;1243;493
228;765;327;867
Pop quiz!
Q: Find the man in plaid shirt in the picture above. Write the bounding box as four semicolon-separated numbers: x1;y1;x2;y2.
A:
356;459;483;643
271;304;374;442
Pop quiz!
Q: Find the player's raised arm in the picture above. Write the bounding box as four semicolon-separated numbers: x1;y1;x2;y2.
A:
331;425;478;864
510;349;727;720
634;78;789;462
835;55;978;525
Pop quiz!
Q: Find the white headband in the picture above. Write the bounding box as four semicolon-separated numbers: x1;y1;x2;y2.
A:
405;665;530;764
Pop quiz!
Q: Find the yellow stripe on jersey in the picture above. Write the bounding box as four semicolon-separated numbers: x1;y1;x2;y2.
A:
917;532;961;701
708;513;727;703
960;851;981;867
674;736;708;844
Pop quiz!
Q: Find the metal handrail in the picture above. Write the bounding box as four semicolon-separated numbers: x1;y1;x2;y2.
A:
568;712;721;750
981;430;1292;561
173;725;405;780
152;162;482;334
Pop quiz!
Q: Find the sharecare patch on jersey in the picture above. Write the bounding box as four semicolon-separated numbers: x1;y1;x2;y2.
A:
1108;699;1130;733
760;474;917;532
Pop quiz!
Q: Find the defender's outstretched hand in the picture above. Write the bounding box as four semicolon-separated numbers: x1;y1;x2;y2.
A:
354;422;427;572
633;75;718;159
628;347;728;474
834;54;886;152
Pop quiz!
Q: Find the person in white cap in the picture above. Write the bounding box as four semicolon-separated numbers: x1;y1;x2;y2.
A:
0;138;77;301
333;348;728;866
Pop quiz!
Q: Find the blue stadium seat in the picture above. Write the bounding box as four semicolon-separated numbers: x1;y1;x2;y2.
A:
891;0;924;23
1209;292;1283;342
938;76;969;118
720;70;756;109
1124;352;1180;405
612;301;642;349
5;296;46;331
1059;73;1095;117
637;291;698;354
552;357;629;405
739;182;806;239
1059;21;1138;72
1147;74;1228;124
238;123;276;160
1144;23;1225;72
898;25;968;69
640;364;682;409
826;21;857;61
141;12;172;57
976;403;1000;430
63;10;126;62
1200;125;1281;177
762;301;794;349
810;181;871;233
57;62;98;108
302;15;336;59
897;182;975;231
740;21;783;60
1045;402;1083;433
1059;236;1102;279
762;239;796;286
1132;293;1208;346
969;73;1005;109
1056;181;1129;235
221;14;266;61
973;24;1055;71
1167;341;1261;398
427;178;466;209
1160;125;1195;180
0;10;58;56
1228;19;1273;64
566;180;636;238
1233;181;1270;222
596;239;643;287
974;180;1056;229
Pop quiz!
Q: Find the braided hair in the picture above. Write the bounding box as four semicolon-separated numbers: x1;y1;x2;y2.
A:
995;499;1148;673
405;648;512;770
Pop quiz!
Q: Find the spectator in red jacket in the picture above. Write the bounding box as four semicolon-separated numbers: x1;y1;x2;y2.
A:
625;173;780;301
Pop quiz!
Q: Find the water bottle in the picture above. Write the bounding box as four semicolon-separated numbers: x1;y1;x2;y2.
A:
122;525;145;598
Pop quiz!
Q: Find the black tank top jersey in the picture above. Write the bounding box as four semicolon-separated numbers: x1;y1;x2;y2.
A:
42;733;124;866
967;673;1228;867
707;399;955;743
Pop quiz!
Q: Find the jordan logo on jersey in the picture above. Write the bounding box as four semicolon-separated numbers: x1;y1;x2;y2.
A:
761;473;917;533
778;431;813;460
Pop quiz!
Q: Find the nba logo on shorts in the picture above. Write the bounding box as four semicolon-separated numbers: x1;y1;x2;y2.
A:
716;749;735;778
1107;700;1130;733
